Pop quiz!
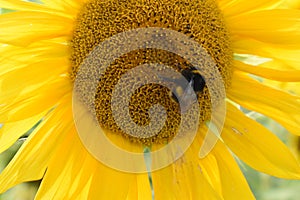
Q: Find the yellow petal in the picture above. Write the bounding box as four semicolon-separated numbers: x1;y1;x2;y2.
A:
0;99;73;193
88;165;135;200
195;126;254;200
0;58;71;122
41;0;83;17
0;11;73;46
125;174;153;200
0;111;46;153
222;102;300;178
152;131;223;200
0;42;68;66
197;148;222;196
219;0;284;17
126;176;138;200
232;37;300;69
0;58;69;104
260;59;300;71
136;174;153;200
233;60;300;81
213;146;255;200
228;71;300;136
280;0;300;8
0;0;74;18
227;9;300;46
35;128;92;199
0;78;71;122
36;120;136;199
263;80;300;96
152;161;223;200
67;153;94;200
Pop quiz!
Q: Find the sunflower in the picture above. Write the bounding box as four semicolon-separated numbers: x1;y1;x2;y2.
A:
1;0;300;199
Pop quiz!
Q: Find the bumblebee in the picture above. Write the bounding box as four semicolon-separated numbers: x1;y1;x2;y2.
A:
171;66;206;104
157;65;206;112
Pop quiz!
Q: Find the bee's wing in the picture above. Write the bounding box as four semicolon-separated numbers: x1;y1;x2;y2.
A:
177;80;198;113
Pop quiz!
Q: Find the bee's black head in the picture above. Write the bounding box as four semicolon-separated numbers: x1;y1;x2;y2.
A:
181;67;206;93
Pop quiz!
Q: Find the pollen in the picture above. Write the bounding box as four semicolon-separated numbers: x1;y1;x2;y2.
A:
70;0;232;145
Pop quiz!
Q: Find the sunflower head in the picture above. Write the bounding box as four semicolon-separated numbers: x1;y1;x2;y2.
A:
70;0;232;145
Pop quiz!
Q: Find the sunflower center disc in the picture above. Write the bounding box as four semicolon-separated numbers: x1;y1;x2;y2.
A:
70;0;232;145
